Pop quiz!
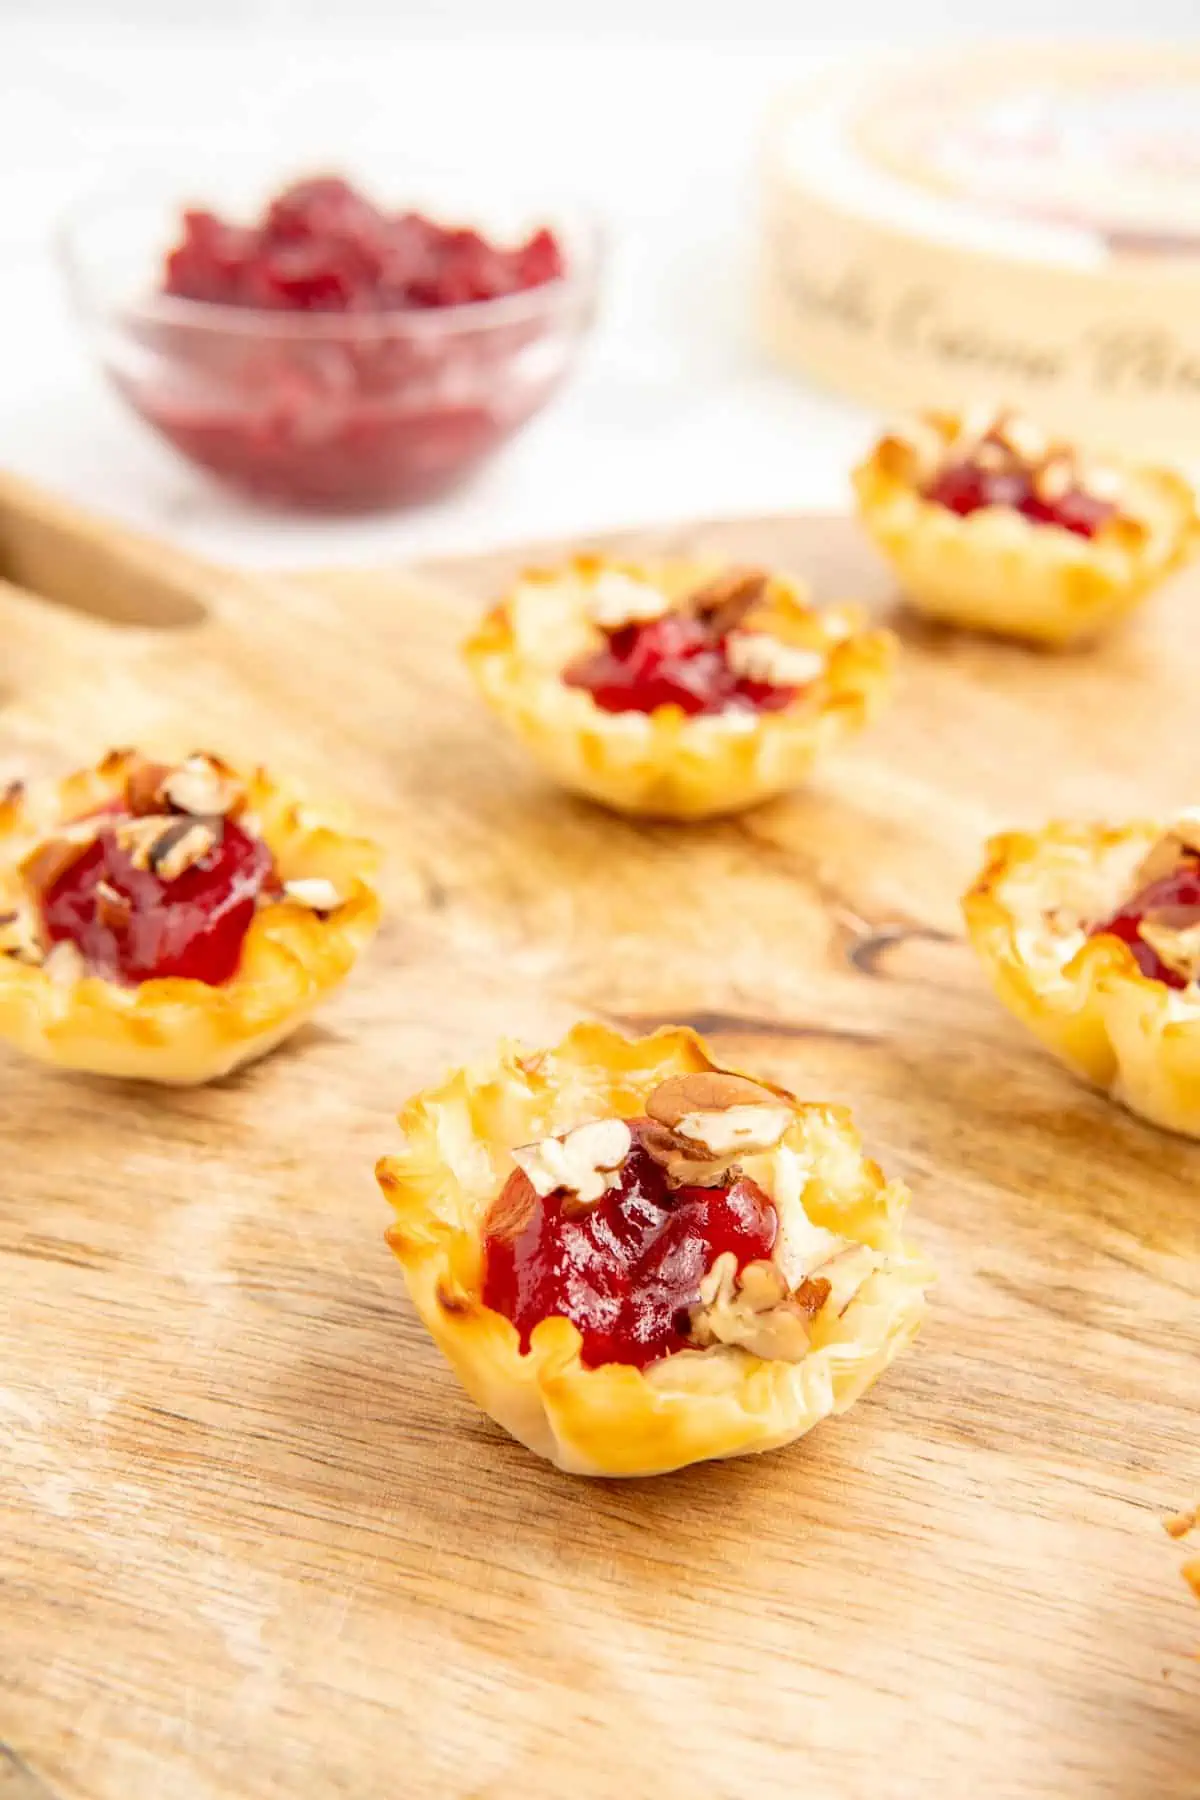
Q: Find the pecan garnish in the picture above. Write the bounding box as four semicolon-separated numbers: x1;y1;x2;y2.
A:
152;821;219;882
686;568;770;637
642;1070;794;1185
160;752;244;820
586;570;671;632
124;759;173;817
1031;452;1075;505
956;408;1123;513
891;406;1125;514
984;410;1048;466
724;631;824;689
94;879;132;932
283;877;343;916
511;1117;633;1216
114;814;217;880
686;1251;830;1361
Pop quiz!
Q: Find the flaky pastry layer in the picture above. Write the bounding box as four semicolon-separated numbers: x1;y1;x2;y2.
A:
376;1021;930;1477
963;819;1200;1136
463;556;894;819
854;415;1199;646
0;749;381;1085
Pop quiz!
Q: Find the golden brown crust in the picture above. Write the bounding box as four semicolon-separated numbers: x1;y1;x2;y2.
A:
375;1021;930;1477
0;749;382;1085
854;410;1200;646
962;818;1200;1136
462;555;895;819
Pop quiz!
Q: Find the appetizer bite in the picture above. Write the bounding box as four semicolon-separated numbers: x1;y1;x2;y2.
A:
463;556;894;819
854;406;1198;645
963;812;1200;1135
376;1022;930;1477
0;749;380;1084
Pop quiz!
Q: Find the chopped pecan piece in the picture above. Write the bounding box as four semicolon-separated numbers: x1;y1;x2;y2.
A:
124;759;173;816
686;1250;829;1361
686;568;770;637
283;877;343;916
114;814;217;880
161;753;244;820
94;879;132;932
987;410;1048;466
586;571;671;631
511;1117;633;1216
153;821;219;882
1031;453;1075;505
724;632;824;689
642;1070;794;1183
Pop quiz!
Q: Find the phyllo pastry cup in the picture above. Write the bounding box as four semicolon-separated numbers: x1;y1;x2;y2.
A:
854;408;1199;646
376;1021;930;1478
463;555;895;820
963;815;1200;1136
0;748;381;1085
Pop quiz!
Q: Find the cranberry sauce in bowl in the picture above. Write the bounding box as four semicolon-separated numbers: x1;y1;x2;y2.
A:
59;170;601;512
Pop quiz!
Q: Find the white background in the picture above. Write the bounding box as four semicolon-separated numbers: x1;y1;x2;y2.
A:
2;4;1196;569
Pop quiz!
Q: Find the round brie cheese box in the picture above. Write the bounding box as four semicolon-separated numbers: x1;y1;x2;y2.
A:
759;44;1200;458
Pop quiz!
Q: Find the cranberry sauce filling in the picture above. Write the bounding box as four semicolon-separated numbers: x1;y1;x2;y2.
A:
1088;856;1200;989
482;1120;778;1369
41;812;277;987
563;613;799;718
164;175;566;314
923;461;1115;539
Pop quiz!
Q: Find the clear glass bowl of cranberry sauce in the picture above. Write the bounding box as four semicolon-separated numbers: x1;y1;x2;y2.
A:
58;171;602;513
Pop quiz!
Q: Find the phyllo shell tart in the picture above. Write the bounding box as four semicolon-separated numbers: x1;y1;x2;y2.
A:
463;556;894;819
376;1022;930;1477
0;748;381;1085
963;812;1200;1136
854;406;1199;646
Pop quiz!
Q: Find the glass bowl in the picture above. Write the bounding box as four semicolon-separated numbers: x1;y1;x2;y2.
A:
58;171;602;514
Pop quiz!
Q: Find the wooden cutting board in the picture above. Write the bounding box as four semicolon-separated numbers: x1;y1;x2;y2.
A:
0;474;1197;1800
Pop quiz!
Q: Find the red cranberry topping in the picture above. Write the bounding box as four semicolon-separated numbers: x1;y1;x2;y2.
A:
41;812;276;988
1088;856;1200;989
564;614;801;718
482;1120;778;1369
137;175;575;511
924;461;1115;539
164;176;566;314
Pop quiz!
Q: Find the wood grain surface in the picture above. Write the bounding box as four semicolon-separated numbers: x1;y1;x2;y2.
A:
0;473;1197;1800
